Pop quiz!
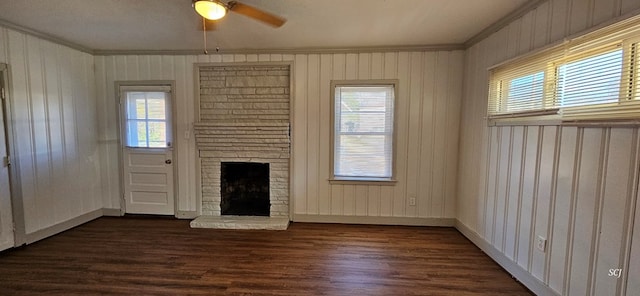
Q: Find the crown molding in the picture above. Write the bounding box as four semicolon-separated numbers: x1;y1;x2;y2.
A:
464;0;548;48
0;19;93;54
92;44;465;56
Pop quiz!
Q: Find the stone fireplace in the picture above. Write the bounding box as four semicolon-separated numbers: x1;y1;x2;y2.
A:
193;64;291;221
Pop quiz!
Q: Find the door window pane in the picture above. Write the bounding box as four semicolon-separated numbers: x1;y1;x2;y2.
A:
125;91;170;148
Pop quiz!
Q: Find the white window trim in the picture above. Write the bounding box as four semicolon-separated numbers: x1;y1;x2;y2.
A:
329;79;399;184
487;13;640;126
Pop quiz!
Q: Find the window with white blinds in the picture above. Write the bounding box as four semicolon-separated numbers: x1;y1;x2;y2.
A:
488;15;640;121
331;80;397;181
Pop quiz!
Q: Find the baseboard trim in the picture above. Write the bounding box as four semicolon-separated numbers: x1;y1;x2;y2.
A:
24;209;103;245
176;211;198;219
102;208;123;216
455;220;559;296
293;214;455;227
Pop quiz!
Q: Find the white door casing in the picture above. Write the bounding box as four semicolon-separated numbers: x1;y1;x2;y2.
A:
120;85;175;215
0;74;14;251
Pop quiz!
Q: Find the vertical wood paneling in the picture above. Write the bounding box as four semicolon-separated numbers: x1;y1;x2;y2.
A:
318;54;332;215
547;127;578;293
518;11;535;54
505;126;524;260
485;127;499;241
418;52;435;218
532;126;559;281
569;0;591;34
0;26;101;235
621;0;640;17
494;127;511;250
392;52;410;217
627;150;640;294
355;186;367;216
445;51;463;218
517;126;540;270
533;1;551;48
305;54;320;215
431;52;450;218
405;52;423;218
593;128;635;296
549;0;570;43
593;0;618;25
568;128;604;296
292;54;308;214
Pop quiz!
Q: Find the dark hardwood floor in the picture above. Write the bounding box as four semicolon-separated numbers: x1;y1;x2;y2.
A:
0;217;532;295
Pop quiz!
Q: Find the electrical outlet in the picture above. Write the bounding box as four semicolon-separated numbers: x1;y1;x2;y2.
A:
536;236;547;252
409;197;416;206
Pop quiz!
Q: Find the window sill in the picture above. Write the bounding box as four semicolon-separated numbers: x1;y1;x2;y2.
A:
329;178;397;186
488;114;562;126
489;115;640;127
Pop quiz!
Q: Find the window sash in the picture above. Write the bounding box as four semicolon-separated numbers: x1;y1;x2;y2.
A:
124;91;170;148
332;82;396;180
487;15;640;121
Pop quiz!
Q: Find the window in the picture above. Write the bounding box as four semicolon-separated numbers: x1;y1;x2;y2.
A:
488;15;640;122
121;87;171;148
331;80;397;182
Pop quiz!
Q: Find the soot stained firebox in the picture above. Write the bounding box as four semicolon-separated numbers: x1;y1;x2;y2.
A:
220;162;270;216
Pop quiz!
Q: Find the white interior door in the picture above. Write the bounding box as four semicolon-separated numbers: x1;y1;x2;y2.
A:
120;86;175;215
0;79;15;250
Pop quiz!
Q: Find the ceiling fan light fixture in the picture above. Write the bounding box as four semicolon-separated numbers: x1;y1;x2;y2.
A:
194;0;227;20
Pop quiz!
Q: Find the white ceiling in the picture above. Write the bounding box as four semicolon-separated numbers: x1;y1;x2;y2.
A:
0;0;530;52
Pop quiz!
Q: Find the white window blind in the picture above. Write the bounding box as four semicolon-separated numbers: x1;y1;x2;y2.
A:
488;14;640;121
332;82;396;180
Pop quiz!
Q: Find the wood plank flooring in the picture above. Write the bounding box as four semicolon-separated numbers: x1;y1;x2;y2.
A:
0;217;532;295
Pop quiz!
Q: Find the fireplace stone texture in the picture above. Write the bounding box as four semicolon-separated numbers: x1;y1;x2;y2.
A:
194;65;290;218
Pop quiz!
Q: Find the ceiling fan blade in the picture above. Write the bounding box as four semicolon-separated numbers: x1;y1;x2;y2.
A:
227;1;286;27
197;18;217;31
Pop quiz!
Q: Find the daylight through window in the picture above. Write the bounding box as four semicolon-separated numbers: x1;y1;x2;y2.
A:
332;81;396;181
488;16;640;121
124;91;170;148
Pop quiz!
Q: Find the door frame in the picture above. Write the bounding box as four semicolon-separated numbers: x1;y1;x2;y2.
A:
0;63;26;246
115;81;178;216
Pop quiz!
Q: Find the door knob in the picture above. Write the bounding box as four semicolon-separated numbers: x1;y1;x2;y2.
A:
165;159;172;164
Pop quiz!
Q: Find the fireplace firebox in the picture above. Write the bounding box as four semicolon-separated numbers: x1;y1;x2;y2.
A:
220;162;270;216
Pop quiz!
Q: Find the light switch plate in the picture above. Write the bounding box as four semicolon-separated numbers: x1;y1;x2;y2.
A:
536;235;547;252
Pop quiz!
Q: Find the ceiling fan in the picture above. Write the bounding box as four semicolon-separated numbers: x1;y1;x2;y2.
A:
193;0;287;31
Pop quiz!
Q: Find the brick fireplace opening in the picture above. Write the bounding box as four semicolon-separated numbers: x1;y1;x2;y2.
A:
221;162;270;216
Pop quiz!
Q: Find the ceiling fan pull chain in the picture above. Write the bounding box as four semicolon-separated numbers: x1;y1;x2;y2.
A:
203;18;208;55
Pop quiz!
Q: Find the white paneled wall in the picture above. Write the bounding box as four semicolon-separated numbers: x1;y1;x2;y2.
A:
458;0;640;295
293;51;462;219
95;50;463;219
0;27;102;235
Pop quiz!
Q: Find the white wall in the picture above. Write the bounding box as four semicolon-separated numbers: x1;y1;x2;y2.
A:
95;50;463;220
0;26;102;237
458;0;640;295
